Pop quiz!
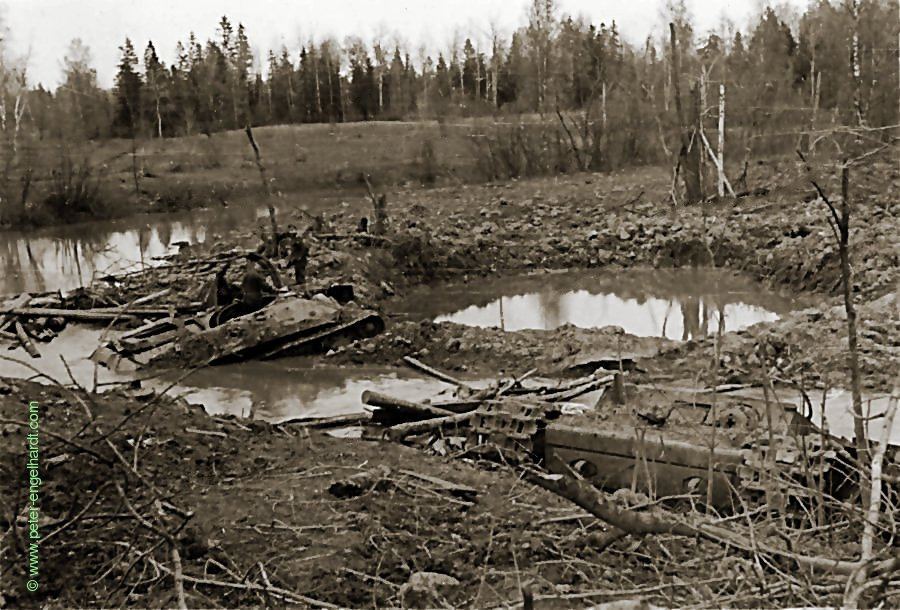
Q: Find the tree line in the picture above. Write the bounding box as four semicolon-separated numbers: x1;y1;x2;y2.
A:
18;0;900;143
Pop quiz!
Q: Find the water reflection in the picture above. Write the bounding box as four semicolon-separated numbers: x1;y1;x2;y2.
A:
0;189;365;295
0;219;215;294
395;268;807;341
0;327;461;423
168;362;461;422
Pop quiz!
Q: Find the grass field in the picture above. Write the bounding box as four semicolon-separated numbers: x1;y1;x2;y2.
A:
8;120;490;228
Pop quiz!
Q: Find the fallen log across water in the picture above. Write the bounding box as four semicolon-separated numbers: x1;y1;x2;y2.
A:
0;305;199;322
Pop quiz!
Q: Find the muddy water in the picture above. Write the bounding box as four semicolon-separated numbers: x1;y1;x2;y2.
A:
0;189;365;295
394;268;807;340
165;362;462;423
0;325;457;422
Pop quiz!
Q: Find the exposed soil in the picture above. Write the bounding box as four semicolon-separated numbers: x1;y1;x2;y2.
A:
1;153;897;608
1;377;741;609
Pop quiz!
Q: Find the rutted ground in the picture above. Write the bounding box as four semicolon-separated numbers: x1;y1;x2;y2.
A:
1;154;897;607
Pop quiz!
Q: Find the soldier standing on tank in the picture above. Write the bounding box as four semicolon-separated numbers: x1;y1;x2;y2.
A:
288;234;310;292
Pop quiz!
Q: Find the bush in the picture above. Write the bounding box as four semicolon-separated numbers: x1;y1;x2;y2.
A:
417;139;439;185
42;149;105;221
471;119;577;181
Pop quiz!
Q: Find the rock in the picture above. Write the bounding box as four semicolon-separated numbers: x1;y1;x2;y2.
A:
398;572;460;608
596;249;614;264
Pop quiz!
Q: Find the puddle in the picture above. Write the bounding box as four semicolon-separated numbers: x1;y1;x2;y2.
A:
163;362;467;422
0;328;466;422
722;386;899;446
394;268;808;340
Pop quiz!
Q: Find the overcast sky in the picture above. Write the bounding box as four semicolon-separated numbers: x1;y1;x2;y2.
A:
5;0;806;88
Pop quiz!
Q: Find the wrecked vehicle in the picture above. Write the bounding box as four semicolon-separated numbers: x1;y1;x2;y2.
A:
97;291;385;369
364;363;858;513
545;382;855;510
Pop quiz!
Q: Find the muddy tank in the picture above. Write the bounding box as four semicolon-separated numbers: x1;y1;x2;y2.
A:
100;293;384;369
544;381;853;510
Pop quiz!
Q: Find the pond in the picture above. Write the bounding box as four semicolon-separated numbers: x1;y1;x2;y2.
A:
0;188;366;295
0;325;458;423
392;268;808;341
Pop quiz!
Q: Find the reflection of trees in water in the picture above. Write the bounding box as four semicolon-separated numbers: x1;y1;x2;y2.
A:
23;241;46;290
138;226;152;266
408;268;796;321
0;239;24;293
537;288;562;329
156;223;173;250
681;297;701;341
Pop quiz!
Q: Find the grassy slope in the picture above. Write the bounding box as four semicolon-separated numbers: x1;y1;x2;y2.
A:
14;121;482;227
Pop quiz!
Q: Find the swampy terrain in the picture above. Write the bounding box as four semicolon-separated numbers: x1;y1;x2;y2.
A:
0;155;898;608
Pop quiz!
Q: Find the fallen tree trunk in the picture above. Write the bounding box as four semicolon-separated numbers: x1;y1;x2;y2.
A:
15;321;40;358
386;412;474;442
361;391;456;419
279;412;372;428
0;294;32;332
540;375;614;402
402;356;476;392
525;469;897;577
1;306;178;321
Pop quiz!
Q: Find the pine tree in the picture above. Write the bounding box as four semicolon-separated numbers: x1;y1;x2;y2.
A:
114;38;142;137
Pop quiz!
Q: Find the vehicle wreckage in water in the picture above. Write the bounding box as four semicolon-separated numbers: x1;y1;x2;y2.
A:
363;366;871;512
96;291;385;369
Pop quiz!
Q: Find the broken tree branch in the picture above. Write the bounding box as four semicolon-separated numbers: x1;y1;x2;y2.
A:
402;356;476;392
524;469;898;577
361;390;456;419
245;124;278;245
14;320;39;358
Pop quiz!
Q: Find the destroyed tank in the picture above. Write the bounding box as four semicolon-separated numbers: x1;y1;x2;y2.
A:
99;292;384;369
543;380;855;511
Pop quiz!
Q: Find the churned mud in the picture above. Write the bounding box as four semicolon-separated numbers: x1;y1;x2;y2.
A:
1;154;897;607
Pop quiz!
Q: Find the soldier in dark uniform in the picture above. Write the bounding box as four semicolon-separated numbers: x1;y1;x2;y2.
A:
239;260;273;313
288;235;310;289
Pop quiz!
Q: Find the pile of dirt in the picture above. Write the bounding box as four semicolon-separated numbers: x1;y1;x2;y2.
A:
328;319;674;376
344;156;897;299
658;292;899;393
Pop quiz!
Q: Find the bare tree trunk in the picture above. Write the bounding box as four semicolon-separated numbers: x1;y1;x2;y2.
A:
717;84;725;198
839;165;867;471
850;0;865;125
244;125;278;246
475;46;482;101
669;23;702;203
155;95;162;139
601;81;607;132
314;54;323;118
130;131;140;197
699;68;707;198
808;72;821;153
492;35;499;107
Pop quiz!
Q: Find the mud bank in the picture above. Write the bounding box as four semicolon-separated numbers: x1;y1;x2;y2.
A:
1;377;746;609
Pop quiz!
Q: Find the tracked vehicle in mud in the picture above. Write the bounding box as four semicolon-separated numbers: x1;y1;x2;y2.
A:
543;380;857;511
97;292;385;369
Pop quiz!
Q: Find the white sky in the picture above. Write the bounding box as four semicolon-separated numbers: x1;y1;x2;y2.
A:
5;0;806;88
